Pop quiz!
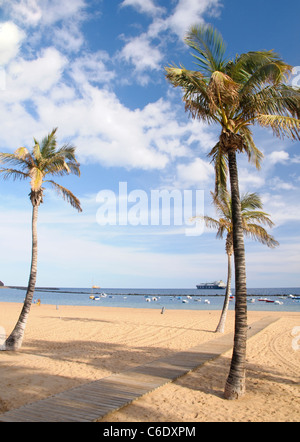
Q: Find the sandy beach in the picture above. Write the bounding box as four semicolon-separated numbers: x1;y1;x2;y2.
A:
0;302;299;422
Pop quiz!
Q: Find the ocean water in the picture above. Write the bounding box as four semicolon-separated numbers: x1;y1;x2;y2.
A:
0;286;300;312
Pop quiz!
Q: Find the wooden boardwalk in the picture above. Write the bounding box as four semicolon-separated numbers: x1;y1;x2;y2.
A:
0;316;278;422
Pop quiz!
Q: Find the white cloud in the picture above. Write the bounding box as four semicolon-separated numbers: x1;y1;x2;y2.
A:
32;86;171;170
121;33;164;75
52;23;85;53
121;0;165;16
238;167;265;193
120;0;222;75
7;0;87;27
0;29;218;172
167;0;222;39
269;177;296;191
0;22;25;65
65;93;214;170
41;0;87;26
2;0;87;54
176;158;214;188
261;193;300;226
70;51;115;85
0;47;67;147
5;47;67;102
9;0;42;26
267;150;289;165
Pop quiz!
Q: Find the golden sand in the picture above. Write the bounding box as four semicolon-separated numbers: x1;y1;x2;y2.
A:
0;302;299;422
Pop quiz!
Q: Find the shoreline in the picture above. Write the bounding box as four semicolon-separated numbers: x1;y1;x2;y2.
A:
0;303;299;422
2;286;300;298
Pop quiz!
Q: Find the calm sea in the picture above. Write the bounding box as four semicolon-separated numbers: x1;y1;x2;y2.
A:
0;286;300;312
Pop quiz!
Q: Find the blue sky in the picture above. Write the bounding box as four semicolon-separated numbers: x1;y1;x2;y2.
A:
0;0;299;288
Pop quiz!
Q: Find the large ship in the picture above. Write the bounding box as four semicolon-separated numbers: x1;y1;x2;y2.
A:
196;280;226;289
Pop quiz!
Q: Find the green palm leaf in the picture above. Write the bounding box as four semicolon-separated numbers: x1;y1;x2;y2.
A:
0;128;81;210
185;25;227;75
165;24;300;198
199;191;278;248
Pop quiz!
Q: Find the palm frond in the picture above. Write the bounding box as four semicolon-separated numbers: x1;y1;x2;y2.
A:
203;215;222;230
40;128;58;157
165;65;219;123
205;190;278;249
42;157;81;177
33;141;42;164
240;192;263;211
0;152;32;171
15;147;30;160
56;144;78;161
256;114;300;140
45;180;82;212
208;142;228;194
238;125;264;169
211;190;232;221
231;51;291;87
242;211;275;229
243;224;279;248
0;168;29;181
239;83;300;126
185;25;227;76
207;71;240;113
65;161;81;177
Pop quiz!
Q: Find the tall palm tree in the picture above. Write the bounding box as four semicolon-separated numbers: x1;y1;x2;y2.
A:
0;128;82;351
165;25;300;398
202;191;278;334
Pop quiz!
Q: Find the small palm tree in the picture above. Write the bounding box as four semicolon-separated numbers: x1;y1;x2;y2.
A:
0;128;82;351
202;191;278;333
165;24;300;398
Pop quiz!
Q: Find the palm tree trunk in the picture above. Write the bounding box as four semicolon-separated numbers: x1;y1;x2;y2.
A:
215;252;232;333
224;148;248;399
4;203;39;351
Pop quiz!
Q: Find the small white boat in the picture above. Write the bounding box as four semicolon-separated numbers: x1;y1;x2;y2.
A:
93;296;100;301
274;300;283;305
182;299;188;303
146;298;151;302
248;298;256;303
100;292;107;298
152;297;158;301
187;295;192;299
204;299;210;304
